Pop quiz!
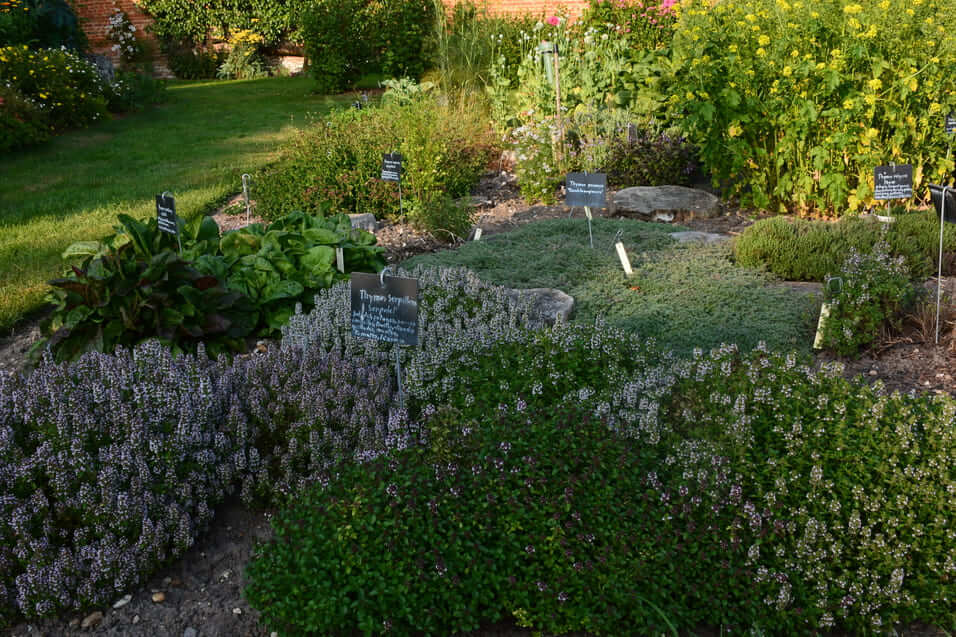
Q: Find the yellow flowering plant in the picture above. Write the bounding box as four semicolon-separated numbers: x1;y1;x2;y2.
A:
665;0;956;214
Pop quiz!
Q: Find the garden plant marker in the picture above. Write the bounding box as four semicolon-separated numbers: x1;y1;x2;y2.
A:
565;172;606;249
155;191;182;254
350;267;419;407
473;227;482;241
381;152;404;218
336;247;345;273
241;174;252;225
614;229;633;276
873;164;913;222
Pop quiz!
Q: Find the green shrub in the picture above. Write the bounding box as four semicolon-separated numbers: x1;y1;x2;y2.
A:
301;0;434;94
103;71;168;113
137;0;300;48
166;46;226;79
605;126;697;188
373;0;433;80
0;85;51;151
663;345;956;632
821;238;918;356
38;215;258;362
300;0;370;94
256;93;496;237
734;212;956;281
666;0;956;214
246;403;746;636
216;29;269;80
0;45;108;132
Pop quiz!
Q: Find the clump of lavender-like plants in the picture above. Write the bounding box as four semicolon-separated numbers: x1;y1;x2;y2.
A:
0;342;236;619
660;343;956;632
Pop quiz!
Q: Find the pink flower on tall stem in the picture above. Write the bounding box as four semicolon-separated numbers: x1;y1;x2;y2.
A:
546;15;560;26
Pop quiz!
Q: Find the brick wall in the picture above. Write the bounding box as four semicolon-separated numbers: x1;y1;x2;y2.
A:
71;0;172;77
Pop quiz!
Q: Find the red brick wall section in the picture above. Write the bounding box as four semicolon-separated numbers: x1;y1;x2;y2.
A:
71;0;172;77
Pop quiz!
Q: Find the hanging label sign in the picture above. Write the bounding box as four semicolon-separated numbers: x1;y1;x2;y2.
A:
381;153;403;183
873;164;913;200
566;172;607;208
155;194;178;235
946;113;956;134
350;272;419;346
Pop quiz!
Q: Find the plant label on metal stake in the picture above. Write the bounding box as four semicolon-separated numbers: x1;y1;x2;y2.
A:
241;174;252;225
873;164;913;202
946;113;956;135
351;269;419;406
473;227;482;241
614;229;632;276
929;184;956;344
381;152;403;218
566;173;605;249
155;191;182;253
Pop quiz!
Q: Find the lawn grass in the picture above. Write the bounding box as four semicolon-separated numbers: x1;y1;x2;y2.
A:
402;218;822;354
0;76;347;331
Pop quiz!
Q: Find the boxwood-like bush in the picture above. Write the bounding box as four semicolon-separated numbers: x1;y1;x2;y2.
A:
733;211;956;281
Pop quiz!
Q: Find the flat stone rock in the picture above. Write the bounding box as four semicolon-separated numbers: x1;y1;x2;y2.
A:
504;288;574;325
349;213;378;233
455;195;493;208
612;186;721;221
669;231;730;245
81;611;104;630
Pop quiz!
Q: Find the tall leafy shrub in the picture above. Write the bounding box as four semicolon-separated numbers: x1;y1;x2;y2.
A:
301;0;433;94
666;0;956;213
256;93;496;237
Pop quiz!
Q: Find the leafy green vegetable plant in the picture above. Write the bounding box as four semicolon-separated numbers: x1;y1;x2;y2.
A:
36;211;385;362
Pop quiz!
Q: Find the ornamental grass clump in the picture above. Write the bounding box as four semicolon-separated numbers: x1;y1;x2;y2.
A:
667;0;956;214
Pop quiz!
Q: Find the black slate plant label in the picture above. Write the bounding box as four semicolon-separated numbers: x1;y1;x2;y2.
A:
155;194;178;235
350;272;419;346
873;164;913;201
946;113;956;134
565;172;607;208
381;153;403;183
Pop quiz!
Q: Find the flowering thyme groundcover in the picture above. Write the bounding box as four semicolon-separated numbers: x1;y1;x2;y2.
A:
1;268;953;634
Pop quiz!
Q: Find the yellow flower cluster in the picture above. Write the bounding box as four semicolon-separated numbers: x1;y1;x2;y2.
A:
229;29;265;47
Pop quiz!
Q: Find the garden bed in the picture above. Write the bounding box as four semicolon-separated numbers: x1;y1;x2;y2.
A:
1;175;954;637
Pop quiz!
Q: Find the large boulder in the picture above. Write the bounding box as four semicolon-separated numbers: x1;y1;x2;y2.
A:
612;186;721;222
504;288;574;325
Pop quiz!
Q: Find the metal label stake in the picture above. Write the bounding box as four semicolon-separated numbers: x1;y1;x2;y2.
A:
936;186;953;344
241;174;252;225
